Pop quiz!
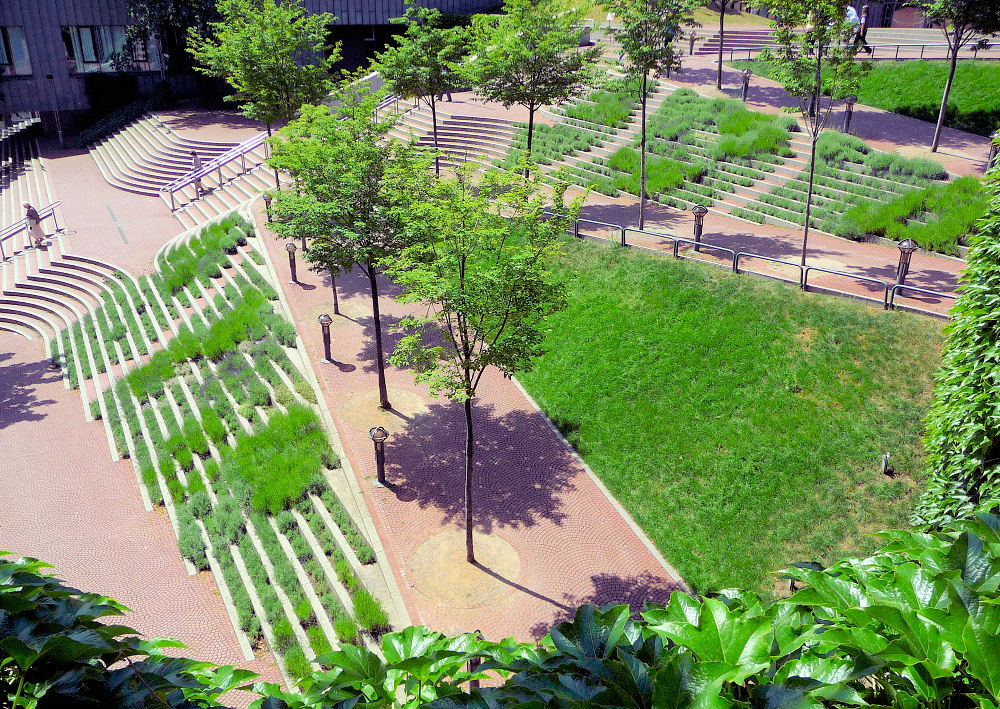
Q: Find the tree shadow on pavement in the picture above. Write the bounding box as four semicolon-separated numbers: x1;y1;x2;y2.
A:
0;351;60;430
385;398;577;534
527;570;684;639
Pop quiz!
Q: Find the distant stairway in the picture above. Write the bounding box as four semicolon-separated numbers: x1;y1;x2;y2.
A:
389;106;519;170
88;114;274;229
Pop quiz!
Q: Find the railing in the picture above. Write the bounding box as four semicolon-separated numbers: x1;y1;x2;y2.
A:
568;218;955;318
159;132;269;211
723;40;997;62
0;201;62;260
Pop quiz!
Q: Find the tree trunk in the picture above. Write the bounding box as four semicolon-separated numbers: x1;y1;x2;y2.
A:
367;262;391;409
267;123;280;190
525;107;535;179
931;39;959;153
464;394;475;564
716;1;725;91
801;133;818;273
329;267;339;315
638;74;648;231
431;95;441;175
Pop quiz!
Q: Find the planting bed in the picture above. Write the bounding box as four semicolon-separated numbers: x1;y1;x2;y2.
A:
56;213;390;683
731;132;971;253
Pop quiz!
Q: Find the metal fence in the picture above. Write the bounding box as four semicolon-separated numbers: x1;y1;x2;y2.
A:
0;201;62;260
724;40;997;62
567;218;955;318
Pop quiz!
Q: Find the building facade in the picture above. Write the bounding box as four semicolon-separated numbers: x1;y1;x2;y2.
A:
0;0;497;129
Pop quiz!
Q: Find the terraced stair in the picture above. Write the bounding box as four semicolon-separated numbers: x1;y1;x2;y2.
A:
87;114;275;229
389;106;519;170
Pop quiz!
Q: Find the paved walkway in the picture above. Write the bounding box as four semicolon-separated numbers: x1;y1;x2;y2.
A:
0;334;278;706
253;200;682;640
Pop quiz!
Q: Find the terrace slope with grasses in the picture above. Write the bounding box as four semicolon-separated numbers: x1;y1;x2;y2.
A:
55;214;391;684
518;238;943;595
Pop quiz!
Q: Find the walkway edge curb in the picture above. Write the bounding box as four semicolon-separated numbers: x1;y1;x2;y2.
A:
510;375;693;597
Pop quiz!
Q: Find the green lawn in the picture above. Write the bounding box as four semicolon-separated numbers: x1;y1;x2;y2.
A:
519;240;943;595
733;59;1000;136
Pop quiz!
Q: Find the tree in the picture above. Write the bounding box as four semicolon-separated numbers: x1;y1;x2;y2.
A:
123;0;219;74
267;80;429;410
750;0;867;268
917;0;1000;152
715;0;736;90
464;0;599;176
187;0;340;185
605;0;701;230
384;165;579;563
376;0;468;175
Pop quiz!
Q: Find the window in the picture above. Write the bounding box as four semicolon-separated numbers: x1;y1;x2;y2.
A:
62;25;158;73
0;26;32;76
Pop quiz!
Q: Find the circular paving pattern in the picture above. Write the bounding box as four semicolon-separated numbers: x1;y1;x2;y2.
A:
337;387;430;433
304;300;370;327
408;530;521;609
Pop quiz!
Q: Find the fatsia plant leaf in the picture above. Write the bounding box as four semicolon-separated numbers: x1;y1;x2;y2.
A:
549;604;635;660
962;619;1000;697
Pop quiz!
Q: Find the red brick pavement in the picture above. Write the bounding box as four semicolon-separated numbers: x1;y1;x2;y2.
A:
254;200;683;641
0;334;279;705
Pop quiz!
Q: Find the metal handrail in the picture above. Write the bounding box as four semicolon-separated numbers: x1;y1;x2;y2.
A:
735;252;804;285
725;40;996;61
0;200;62;260
623;227;676;250
803;265;890;307
888;283;957;312
672;236;738;271
576;218;627;246
159;132;268;210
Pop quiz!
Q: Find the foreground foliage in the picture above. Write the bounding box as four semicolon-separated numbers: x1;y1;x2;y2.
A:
914;168;1000;527
519;239;941;592
9;511;1000;708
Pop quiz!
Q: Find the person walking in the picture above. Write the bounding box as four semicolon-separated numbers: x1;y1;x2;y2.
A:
23;203;45;248
856;5;872;54
190;150;204;197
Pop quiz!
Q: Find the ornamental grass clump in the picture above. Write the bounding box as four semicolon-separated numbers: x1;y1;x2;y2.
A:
220;404;332;514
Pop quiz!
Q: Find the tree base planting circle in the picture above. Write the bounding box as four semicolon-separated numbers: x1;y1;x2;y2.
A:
408;530;521;609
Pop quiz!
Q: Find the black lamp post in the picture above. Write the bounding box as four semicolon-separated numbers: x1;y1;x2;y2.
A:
988;129;1000;172
318;313;333;363
369;426;389;487
692;204;708;252
740;69;752;102
843;94;858;134
262;192;272;222
285;241;297;284
895;238;918;285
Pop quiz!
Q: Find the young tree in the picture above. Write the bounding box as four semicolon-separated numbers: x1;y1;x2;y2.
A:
605;0;701;229
917;0;1000;153
716;0;736;90
268;80;430;409
750;0;867;268
187;0;340;186
384;166;580;563
464;0;599;176
376;0;468;175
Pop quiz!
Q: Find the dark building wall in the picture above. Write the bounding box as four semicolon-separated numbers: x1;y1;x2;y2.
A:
307;0;499;24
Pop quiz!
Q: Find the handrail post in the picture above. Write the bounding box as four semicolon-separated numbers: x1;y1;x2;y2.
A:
620;227;626;248
241;152;246;174
672;238;679;258
731;252;738;272
51;211;60;232
1;238;6;260
801;267;808;290
895;45;899;60
574;220;580;239
169;189;175;211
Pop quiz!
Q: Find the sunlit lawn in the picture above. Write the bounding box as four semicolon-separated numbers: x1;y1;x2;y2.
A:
519;240;943;595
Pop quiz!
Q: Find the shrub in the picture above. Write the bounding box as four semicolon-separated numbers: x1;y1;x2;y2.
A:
203;459;220;482
333;612;359;644
166;478;185;505
276;510;297;534
294;599;313;624
175;447;194;472
186;472;206;497
183;416;209;455
272;618;296;653
208;496;245;545
272;320;297;347
178;515;208;570
141;466;162;505
200;407;227;444
352;588;388;632
189;490;212;518
284;646;312;679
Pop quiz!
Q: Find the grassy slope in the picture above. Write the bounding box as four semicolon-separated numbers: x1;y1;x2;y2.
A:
519;240;943;595
733;60;1000;136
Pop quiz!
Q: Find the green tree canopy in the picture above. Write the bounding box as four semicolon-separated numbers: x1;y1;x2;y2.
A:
384;165;579;562
464;0;599;175
267;79;430;409
186;0;339;132
376;0;468;174
750;0;867;267
605;0;702;229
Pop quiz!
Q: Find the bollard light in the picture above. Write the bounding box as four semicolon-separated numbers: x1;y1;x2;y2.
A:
988;129;1000;172
692;204;709;252
369;426;389;487
740;68;752;103
285;241;298;284
895;238;918;285
843;94;858;134
262;192;272;222
318;313;333;363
